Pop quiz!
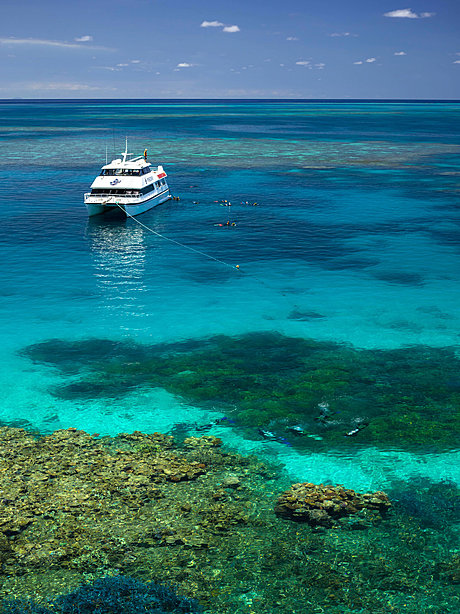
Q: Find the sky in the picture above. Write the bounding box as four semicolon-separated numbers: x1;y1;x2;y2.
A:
0;0;459;99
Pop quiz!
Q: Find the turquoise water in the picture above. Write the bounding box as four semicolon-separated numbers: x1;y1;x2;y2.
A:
1;100;460;611
1;101;460;489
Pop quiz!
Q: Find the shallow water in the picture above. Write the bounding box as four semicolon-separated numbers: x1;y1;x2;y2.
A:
0;100;459;611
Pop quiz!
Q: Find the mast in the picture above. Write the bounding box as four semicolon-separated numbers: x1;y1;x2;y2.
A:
122;137;127;163
120;137;132;164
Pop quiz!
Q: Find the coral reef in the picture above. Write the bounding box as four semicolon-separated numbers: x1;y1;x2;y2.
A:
0;427;457;613
183;436;222;448
22;332;460;451
435;555;460;585
2;575;202;613
0;427;207;576
275;482;391;527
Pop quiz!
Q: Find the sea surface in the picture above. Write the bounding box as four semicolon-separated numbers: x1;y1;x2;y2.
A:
0;100;459;611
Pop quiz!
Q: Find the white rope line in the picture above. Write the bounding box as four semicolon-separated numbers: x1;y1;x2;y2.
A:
116;203;240;270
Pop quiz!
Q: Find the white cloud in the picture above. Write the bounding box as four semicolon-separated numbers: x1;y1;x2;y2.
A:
384;8;435;18
201;20;224;28
394;51;407;55
384;8;418;18
74;35;93;42
286;36;298;41
28;82;105;91
354;58;377;65
95;66;121;72
200;20;240;33
176;62;193;68
116;63;129;67
296;60;323;70
131;59;141;64
330;32;351;37
0;37;111;50
454;60;460;64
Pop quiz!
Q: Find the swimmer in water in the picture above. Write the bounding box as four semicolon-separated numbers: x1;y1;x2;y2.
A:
345;421;369;437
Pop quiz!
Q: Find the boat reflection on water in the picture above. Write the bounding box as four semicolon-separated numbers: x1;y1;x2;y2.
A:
86;214;151;329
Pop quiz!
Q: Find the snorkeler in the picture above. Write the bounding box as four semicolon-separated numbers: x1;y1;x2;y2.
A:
345;421;369;437
195;417;234;431
286;425;308;436
258;428;291;446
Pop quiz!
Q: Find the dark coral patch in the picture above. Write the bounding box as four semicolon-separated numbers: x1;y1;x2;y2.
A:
372;270;425;286
287;308;326;321
3;576;202;614
20;332;460;451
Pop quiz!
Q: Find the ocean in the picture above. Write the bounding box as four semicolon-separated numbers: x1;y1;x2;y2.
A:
0;100;459;612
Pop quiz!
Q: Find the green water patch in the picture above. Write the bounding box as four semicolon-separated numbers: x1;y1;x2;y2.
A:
21;332;460;451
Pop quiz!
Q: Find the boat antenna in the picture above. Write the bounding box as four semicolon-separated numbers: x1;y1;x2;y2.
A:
121;136;132;164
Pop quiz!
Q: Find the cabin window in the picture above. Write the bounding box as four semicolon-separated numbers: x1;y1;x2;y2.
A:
140;184;155;195
100;168;145;176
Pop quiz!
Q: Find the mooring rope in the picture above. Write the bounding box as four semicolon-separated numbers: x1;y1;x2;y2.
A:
115;202;240;271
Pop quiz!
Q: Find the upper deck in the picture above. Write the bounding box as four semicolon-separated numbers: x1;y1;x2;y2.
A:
89;141;168;190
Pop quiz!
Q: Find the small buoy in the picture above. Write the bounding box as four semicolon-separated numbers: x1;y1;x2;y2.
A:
235;264;240;269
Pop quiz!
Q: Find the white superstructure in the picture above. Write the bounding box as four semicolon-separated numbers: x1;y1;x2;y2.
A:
84;141;172;217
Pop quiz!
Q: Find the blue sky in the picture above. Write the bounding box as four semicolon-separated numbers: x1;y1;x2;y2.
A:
0;0;459;98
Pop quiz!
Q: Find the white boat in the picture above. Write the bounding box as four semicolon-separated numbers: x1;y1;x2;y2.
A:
84;141;172;217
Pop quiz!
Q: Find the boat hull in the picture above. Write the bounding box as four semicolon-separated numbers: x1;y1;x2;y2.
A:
85;189;172;217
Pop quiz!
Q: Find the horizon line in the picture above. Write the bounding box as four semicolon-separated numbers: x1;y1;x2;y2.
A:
1;97;459;103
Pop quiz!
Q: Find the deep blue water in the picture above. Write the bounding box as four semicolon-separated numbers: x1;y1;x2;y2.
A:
0;100;459;489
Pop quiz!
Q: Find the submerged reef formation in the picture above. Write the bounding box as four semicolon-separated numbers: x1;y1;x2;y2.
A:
22;331;460;451
389;477;460;530
275;482;390;527
0;427;458;614
3;575;201;614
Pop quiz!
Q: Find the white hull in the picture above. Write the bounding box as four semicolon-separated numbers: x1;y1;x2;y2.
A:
85;189;171;217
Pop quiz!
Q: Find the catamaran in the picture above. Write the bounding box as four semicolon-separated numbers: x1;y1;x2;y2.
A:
84;141;172;217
